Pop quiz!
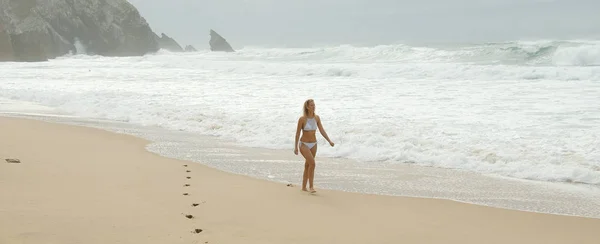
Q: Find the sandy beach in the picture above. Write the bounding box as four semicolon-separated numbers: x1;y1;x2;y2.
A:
1;116;599;244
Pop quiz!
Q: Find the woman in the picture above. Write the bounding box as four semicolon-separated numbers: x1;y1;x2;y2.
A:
294;99;335;193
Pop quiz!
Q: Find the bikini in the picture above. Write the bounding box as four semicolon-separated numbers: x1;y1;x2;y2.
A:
300;117;318;149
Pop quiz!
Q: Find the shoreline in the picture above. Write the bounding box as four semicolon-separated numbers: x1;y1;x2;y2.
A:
2;111;600;220
2;116;600;243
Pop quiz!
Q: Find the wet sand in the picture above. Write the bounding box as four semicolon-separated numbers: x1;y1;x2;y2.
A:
1;116;599;244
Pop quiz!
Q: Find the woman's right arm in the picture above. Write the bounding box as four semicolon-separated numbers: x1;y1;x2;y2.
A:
294;117;303;154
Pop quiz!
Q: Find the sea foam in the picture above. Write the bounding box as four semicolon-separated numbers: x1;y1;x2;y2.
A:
1;40;599;186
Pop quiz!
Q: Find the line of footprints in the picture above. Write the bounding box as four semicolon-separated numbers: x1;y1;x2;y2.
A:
182;164;207;237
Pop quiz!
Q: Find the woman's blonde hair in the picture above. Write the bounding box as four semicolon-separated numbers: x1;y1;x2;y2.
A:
303;99;314;117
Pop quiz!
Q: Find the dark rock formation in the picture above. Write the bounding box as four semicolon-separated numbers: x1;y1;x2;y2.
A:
0;24;14;61
209;29;234;52
184;45;197;52
0;0;160;62
155;32;183;52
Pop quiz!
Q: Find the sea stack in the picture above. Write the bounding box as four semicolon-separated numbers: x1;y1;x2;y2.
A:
155;32;183;52
209;29;234;52
184;45;197;52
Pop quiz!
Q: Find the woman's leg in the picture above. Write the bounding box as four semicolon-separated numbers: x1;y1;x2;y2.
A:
308;144;318;191
299;143;315;191
302;160;309;191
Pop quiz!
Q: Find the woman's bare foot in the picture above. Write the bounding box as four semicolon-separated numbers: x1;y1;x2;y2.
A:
302;188;308;192
309;188;317;193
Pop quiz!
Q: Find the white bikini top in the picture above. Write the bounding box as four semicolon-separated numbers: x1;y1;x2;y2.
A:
304;117;317;131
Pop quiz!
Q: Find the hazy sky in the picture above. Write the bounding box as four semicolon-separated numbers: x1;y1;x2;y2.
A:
127;0;600;49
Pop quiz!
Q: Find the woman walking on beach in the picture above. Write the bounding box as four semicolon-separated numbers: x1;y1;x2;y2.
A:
294;99;335;193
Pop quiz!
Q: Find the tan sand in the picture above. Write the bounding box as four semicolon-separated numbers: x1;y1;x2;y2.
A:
1;116;599;244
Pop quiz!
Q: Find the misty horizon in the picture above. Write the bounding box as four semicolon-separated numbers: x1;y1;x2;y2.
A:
129;0;600;49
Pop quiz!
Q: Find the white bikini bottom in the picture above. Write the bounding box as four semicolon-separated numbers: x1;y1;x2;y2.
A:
300;141;316;149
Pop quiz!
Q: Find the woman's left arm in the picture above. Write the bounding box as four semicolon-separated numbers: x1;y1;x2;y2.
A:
316;115;334;147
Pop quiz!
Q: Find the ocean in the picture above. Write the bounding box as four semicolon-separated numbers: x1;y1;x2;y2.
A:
1;39;599;218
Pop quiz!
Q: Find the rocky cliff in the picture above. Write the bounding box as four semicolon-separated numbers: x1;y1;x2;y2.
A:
0;23;14;61
0;0;160;62
209;29;234;52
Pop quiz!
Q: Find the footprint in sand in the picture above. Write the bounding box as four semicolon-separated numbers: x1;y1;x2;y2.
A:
5;158;21;163
179;165;203;237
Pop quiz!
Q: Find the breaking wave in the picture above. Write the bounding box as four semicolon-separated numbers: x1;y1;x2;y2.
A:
226;40;600;66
